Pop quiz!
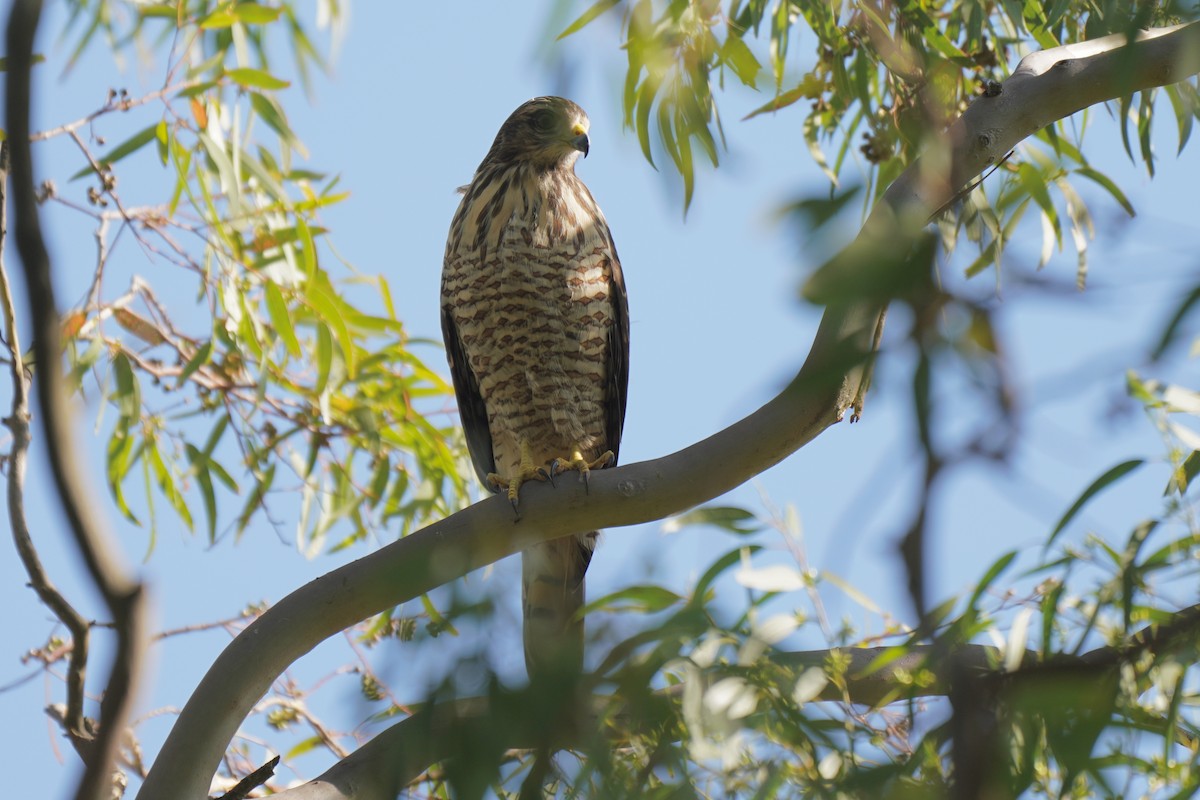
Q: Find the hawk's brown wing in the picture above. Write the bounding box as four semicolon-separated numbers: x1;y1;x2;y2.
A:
441;305;496;488
606;250;630;467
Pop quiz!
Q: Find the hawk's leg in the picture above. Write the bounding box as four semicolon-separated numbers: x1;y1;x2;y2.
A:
486;439;551;514
550;448;615;493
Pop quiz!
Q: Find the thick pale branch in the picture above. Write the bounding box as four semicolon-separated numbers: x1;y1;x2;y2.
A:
947;22;1200;200
133;20;1200;800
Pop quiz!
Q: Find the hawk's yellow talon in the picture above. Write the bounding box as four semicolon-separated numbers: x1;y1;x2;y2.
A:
488;441;550;517
550;448;615;493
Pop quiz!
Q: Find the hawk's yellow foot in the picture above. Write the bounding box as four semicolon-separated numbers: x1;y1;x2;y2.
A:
487;441;551;516
550;448;615;492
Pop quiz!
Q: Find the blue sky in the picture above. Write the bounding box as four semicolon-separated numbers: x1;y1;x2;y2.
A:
2;2;1198;795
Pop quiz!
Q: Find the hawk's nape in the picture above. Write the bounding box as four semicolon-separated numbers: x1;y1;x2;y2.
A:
440;96;629;681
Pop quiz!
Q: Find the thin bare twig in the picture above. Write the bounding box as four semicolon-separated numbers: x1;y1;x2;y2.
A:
29;78;203;142
0;140;94;739
215;755;281;800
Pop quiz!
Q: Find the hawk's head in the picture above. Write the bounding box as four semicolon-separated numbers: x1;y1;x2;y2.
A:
483;96;591;171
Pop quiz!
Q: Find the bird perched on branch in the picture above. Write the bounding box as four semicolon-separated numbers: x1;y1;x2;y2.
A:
441;96;629;680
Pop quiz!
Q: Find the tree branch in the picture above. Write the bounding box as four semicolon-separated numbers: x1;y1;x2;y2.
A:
4;3;149;799
29;79;204;143
0;139;94;743
268;600;1200;800
258;597;1200;796
132;18;1200;800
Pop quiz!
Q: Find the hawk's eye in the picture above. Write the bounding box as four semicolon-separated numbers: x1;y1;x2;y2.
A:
531;109;557;133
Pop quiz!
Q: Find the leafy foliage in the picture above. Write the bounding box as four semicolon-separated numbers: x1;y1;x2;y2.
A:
42;1;468;551
561;0;1200;290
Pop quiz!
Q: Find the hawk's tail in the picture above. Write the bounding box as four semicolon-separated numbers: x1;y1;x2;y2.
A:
521;532;598;681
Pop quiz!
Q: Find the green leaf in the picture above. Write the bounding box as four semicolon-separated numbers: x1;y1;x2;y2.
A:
367;455;390;509
226;67;290;91
721;34;760;88
199;9;239;28
154;120;169;165
64;7;103;73
657;99;681;175
743;75;820;120
141;440;157;557
306;282;356;377
239;150;288;203
677;112;695;212
1040;577;1066;654
314;322;333;394
202;413;230;458
421;593;458;636
1047;459;1145;547
148;434;193;533
821;570;882;614
186;443;219;543
665;505;760;535
1016;162;1060;249
237;464;276;536
1075;166;1135;217
233;3;284;25
249;91;302;152
1164;83;1194;155
579;585;682;619
1162;662;1186;767
167;137;191;217
692;545;761;604
1137;90;1155;176
177;340;213;388
207;457;239;494
967;550;1017;612
1151;285;1200;361
67;336;106;393
778;186;860;231
558;0;622;39
921;24;967;59
112;352;141;417
197;131;240;215
634;78;659;169
136;3;178;18
294;191;350;212
381;468;409;523
71;123;160;180
1166;451;1200;496
802;114;837;186
264;281;302;357
1118;94;1136;164
106;425;140;525
297;217;318;276
770;0;790;87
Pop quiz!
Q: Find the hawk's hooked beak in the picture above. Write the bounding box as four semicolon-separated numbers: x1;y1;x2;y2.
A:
570;123;590;158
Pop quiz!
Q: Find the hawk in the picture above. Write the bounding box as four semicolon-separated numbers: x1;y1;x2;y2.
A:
441;97;629;679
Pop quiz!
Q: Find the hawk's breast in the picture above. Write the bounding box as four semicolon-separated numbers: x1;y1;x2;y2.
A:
442;167;617;474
